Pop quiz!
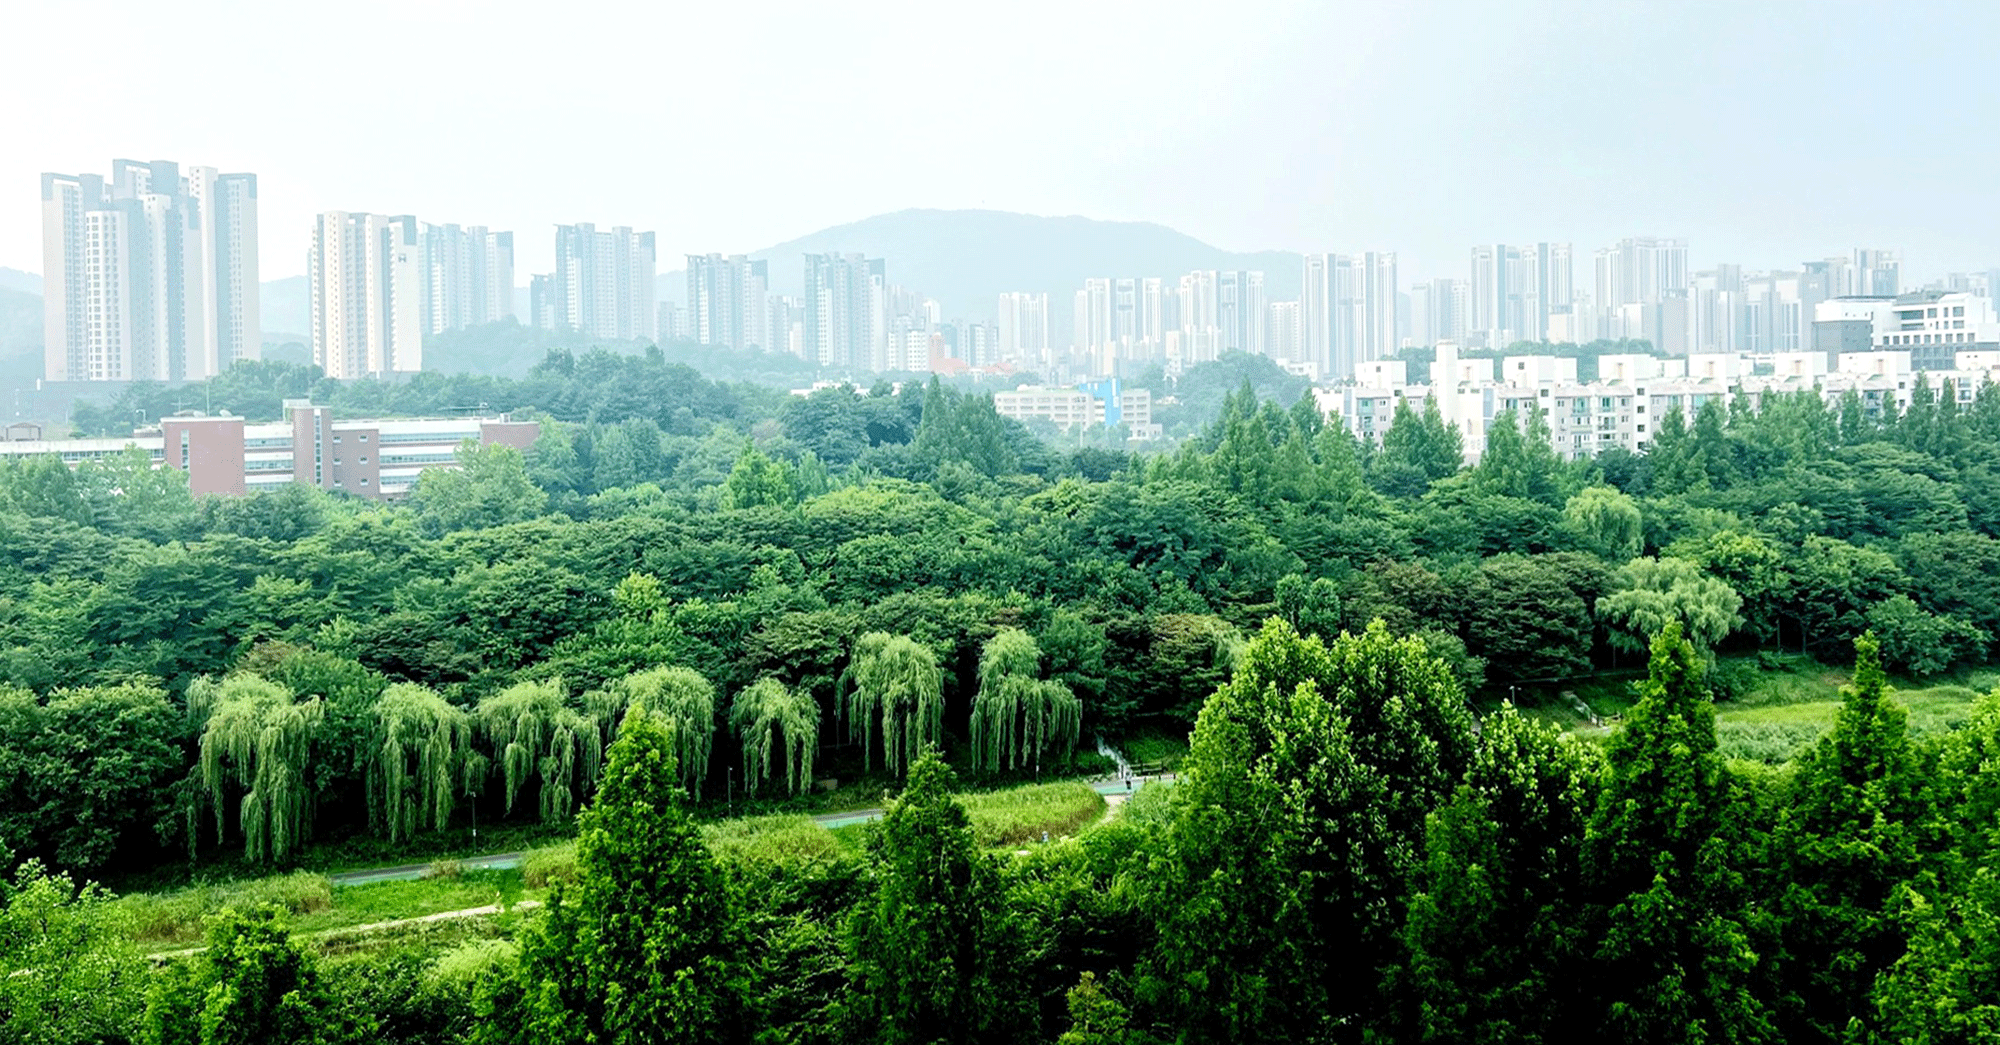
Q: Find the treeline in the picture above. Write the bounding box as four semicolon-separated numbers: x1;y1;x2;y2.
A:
9;622;2000;1044
7;350;2000;876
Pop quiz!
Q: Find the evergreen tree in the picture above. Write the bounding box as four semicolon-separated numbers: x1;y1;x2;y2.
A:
1144;619;1474;1044
520;706;745;1045
1582;622;1774;1044
1770;633;1930;1043
847;749;1014;1045
1057;973;1132;1045
1397;705;1601;1044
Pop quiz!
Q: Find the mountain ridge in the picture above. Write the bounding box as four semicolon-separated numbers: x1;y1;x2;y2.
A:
659;208;1304;325
9;210;1309;344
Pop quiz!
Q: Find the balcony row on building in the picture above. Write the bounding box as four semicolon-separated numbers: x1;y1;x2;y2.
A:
0;399;538;499
992;379;1163;439
1319;345;1999;464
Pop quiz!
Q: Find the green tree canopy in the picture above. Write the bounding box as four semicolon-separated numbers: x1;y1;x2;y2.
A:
367;683;482;844
841;633;944;778
847;748;1014;1044
473;680;601;825
518;706;745;1045
969;629;1081;773
190;674;324;863
729;677;819;799
1596;556;1743;658
587;665;717;796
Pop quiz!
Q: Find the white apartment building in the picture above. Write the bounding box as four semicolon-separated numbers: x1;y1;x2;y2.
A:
309;213;513;379
803;254;886;370
42;160;260;383
993;381;1160;439
1315;346;1999;465
995;292;1049;371
686;254;768;351
546;223;656;341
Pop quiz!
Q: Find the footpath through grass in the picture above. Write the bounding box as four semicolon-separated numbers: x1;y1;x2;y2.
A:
118;779;1112;950
116;869;538;954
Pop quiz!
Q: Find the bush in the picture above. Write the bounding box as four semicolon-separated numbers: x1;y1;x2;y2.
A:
1066;751;1118;778
1708;659;1761;703
428;859;463;880
518;843;577;889
1118;781;1175;827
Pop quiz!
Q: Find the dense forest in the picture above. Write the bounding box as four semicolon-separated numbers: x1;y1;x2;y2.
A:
6;346;2000;1042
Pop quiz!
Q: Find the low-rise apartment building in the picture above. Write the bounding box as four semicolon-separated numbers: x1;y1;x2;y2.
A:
0;399;537;498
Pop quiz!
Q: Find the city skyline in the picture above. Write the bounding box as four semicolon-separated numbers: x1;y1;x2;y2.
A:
12;1;2000;283
34;160;1996;386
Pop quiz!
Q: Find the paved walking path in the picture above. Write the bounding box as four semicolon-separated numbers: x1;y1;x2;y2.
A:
326;777;1164;886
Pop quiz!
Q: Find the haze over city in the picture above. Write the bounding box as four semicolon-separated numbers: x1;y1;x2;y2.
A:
11;0;2000;281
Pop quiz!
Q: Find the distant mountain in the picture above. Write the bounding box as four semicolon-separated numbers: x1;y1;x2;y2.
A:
1;272;310;354
0;269;41;296
0;287;43;394
262;276;309;337
658;209;1303;323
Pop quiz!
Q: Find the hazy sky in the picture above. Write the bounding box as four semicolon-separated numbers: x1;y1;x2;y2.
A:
10;0;2000;284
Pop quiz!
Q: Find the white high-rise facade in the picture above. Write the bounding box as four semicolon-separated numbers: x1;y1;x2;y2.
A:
687;254;769;351
1267;300;1302;364
418;225;513;335
547;224;656;341
309;213;512;378
997;292;1049;370
1302;254;1331;377
804;253;885;369
41;159;260;382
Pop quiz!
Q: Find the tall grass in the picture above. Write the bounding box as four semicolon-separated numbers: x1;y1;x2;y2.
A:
701;815;844;865
115;871;333;946
519;842;577;888
960;782;1105;847
1714;681;1989;763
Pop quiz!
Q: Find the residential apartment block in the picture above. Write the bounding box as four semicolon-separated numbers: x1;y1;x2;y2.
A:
41;159;259;383
1317;344;1998;465
992;379;1161;439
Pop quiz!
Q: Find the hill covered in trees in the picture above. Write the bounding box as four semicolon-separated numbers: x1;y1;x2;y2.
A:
6;350;2000;1042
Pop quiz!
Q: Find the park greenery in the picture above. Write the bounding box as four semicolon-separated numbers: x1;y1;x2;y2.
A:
5;344;2000;1041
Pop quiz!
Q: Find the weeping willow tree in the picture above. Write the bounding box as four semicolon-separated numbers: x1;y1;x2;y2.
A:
731;677;820;797
189;674;324;863
368;683;483;843
840;632;944;778
474;679;601;825
969;628;1081;772
586;665;717;796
